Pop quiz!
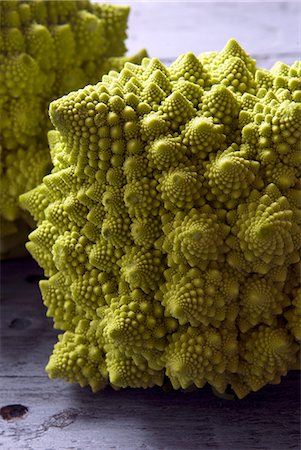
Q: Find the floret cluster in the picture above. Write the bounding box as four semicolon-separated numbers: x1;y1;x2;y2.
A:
22;40;301;398
0;0;146;236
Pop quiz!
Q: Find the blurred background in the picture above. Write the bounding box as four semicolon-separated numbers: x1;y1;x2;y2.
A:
1;2;300;449
98;0;300;67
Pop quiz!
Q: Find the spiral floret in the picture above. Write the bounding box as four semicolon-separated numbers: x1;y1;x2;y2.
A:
0;0;146;239
21;40;300;397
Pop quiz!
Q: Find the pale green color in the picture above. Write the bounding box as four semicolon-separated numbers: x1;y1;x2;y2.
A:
21;39;301;398
0;0;146;238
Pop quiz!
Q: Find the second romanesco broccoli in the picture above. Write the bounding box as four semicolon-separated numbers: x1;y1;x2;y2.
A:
0;0;146;241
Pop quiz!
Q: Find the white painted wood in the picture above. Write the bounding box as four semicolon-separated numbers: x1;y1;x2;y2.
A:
1;2;300;449
0;258;300;450
101;1;301;67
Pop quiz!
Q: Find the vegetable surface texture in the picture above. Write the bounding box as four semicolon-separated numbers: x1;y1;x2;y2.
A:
21;40;301;398
0;0;146;237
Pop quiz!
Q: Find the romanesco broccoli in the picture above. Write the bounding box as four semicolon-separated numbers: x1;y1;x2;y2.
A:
0;0;146;239
21;39;301;398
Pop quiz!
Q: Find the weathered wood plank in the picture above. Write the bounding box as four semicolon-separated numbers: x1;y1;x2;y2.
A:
1;3;300;449
1;371;300;450
103;1;300;67
0;257;300;450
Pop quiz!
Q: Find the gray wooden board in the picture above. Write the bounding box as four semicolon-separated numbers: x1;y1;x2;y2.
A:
0;258;300;450
1;1;301;449
102;1;301;68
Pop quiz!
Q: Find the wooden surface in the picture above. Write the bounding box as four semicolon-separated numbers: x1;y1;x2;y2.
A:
1;2;301;449
104;0;301;68
0;258;300;450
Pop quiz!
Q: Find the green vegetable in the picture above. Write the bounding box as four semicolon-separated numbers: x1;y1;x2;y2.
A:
21;39;301;398
0;0;146;238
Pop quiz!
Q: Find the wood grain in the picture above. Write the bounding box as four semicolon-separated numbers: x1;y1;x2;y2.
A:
1;258;300;450
1;2;300;449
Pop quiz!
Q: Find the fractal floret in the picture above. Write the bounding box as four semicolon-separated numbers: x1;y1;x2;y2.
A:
0;0;146;240
21;40;301;398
